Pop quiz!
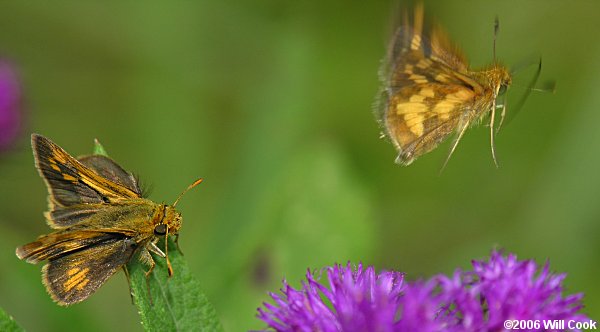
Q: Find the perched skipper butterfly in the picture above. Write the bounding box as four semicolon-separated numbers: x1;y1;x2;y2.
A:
16;134;202;305
377;3;517;168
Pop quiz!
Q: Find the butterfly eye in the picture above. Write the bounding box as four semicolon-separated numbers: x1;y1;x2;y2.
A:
154;224;167;236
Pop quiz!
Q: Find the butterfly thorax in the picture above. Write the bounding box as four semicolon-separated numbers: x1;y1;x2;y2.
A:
452;64;510;124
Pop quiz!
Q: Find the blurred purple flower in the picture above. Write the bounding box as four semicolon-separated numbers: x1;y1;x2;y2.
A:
257;251;591;332
0;60;22;150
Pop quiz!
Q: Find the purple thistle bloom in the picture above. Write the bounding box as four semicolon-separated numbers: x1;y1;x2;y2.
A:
469;252;586;328
258;263;404;332
257;251;592;332
0;59;22;151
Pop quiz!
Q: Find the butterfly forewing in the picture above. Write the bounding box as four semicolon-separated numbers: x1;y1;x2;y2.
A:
17;232;118;263
17;202;155;266
32;134;142;228
32;134;140;202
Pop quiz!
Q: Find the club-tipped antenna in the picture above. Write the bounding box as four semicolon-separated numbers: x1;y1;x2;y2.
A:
531;84;555;93
510;81;555;93
510;57;554;92
173;178;203;207
503;58;543;127
493;16;499;63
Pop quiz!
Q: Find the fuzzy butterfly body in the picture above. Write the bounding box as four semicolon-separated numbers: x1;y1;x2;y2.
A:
16;134;200;305
378;4;512;167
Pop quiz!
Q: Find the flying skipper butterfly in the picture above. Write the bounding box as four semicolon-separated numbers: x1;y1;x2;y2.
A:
377;3;520;168
16;134;202;305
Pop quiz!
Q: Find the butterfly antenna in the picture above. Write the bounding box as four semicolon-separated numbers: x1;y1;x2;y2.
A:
503;58;544;127
493;16;499;63
165;226;173;277
173;178;203;207
495;93;508;135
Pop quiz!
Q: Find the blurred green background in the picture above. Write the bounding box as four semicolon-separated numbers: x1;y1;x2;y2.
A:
0;1;598;331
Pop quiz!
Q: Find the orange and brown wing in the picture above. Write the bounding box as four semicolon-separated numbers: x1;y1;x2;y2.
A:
16;230;124;263
41;235;138;305
32;134;142;228
77;154;142;196
16;226;139;305
377;4;482;165
383;3;468;79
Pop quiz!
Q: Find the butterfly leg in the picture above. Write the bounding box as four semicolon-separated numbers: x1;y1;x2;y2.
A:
163;230;174;278
174;234;184;255
147;238;173;277
122;265;135;305
489;100;500;168
495;95;507;135
138;248;156;305
165;251;173;278
441;118;471;172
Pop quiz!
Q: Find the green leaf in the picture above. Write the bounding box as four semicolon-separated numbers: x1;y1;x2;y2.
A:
0;307;23;332
127;237;223;332
90;141;221;331
93;138;109;156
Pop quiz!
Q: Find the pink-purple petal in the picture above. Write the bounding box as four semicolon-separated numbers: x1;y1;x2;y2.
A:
0;60;21;150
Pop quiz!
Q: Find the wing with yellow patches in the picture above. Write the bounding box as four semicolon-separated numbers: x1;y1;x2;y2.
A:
377;3;483;165
32;134;142;228
42;235;138;305
384;84;476;165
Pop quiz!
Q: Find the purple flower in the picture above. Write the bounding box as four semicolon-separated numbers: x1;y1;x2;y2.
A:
257;263;404;332
468;251;588;329
0;60;22;150
257;251;591;332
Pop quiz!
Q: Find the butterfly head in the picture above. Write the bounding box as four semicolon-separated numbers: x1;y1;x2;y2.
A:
153;204;183;278
154;205;182;237
489;65;512;97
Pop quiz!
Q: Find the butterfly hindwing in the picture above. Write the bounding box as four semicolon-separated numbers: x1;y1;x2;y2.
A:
42;235;138;305
78;155;142;196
